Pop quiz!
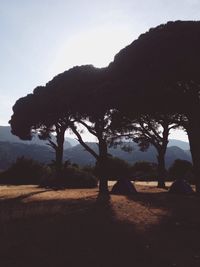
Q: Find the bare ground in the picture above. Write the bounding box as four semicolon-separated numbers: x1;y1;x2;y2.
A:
0;183;200;267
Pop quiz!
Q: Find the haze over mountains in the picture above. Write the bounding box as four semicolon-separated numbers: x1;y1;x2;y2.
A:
0;126;191;170
0;126;78;148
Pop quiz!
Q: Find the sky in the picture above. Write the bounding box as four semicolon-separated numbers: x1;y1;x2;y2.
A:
1;0;200;142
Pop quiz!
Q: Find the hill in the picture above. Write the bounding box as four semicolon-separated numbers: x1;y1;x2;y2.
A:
64;142;191;167
0;126;192;170
168;139;189;150
0;126;78;148
0;141;53;169
0;141;191;170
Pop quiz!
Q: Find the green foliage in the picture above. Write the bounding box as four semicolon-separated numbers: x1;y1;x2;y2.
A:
169;159;193;181
0;157;49;185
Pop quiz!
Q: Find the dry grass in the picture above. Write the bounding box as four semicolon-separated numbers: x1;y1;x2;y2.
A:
0;183;200;267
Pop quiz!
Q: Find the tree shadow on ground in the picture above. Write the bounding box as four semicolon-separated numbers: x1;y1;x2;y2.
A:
0;191;154;267
0;188;200;267
0;189;52;203
126;190;200;267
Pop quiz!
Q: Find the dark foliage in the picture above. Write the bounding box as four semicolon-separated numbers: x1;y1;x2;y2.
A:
108;21;200;112
169;159;193;182
8;20;200;192
108;21;200;192
95;156;131;181
0;157;97;188
41;165;98;188
0;157;49;185
131;161;158;181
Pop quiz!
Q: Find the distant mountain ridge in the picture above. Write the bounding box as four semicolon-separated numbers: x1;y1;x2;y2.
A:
0;126;189;150
168;139;189;150
64;142;191;168
0;126;191;170
0;126;78;148
0;141;52;169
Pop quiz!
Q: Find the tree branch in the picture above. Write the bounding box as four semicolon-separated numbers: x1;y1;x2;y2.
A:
47;139;58;150
70;123;99;160
76;120;97;136
137;121;160;149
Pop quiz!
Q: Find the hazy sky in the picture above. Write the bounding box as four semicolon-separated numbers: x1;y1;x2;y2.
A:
1;0;200;141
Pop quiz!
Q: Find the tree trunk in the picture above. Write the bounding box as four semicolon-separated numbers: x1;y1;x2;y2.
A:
98;138;109;194
157;151;166;188
55;145;64;172
156;120;169;189
98;171;109;194
55;126;65;177
186;117;200;193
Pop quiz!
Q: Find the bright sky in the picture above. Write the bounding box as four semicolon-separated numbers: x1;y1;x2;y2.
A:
1;0;199;142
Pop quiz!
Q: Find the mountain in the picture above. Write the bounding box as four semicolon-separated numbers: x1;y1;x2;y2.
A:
66;137;79;147
0;126;192;170
0;126;189;149
64;142;191;168
0;140;191;170
165;146;191;167
168;139;189;150
0;126;78;148
0;141;53;170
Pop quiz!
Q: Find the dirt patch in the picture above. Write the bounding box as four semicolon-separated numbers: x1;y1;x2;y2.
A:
0;184;200;267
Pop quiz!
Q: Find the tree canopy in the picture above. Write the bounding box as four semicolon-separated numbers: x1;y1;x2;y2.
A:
9;20;200;193
108;20;200;113
107;20;200;192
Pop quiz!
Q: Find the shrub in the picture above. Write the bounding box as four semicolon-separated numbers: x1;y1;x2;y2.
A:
82;165;95;175
95;157;131;181
41;165;98;188
169;159;193;181
62;166;98;188
0;157;49;185
131;161;158;181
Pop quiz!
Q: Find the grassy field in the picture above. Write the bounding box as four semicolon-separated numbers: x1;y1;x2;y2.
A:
0;183;200;267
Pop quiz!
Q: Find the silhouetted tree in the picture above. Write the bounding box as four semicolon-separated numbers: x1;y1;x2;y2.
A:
110;112;178;188
44;65;114;193
9;87;72;173
69;113;113;193
10;21;200;194
132;114;179;188
108;21;200;192
10;65;113;193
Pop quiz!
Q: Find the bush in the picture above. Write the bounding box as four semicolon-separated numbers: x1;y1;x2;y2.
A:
131;161;158;181
169;159;193;182
95;157;131;181
62;166;98;188
0;157;49;185
41;165;98;188
82;165;95;175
